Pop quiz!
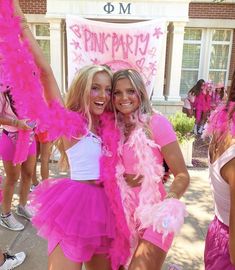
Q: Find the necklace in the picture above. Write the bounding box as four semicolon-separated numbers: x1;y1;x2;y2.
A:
124;122;135;137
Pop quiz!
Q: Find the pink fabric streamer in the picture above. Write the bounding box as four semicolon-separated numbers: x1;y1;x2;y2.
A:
0;0;87;164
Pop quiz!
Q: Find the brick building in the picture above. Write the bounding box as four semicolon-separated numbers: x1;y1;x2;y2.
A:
20;0;235;114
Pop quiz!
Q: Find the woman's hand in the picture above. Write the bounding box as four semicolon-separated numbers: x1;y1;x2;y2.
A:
14;119;34;130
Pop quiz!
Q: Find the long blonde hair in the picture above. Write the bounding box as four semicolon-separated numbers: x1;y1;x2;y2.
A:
58;64;113;170
65;64;113;129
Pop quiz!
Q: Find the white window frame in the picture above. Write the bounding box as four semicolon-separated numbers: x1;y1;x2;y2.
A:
207;29;233;84
29;23;51;63
180;28;203;97
31;23;50;42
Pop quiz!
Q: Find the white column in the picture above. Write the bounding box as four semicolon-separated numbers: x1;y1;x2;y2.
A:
165;21;186;101
48;18;64;95
151;22;168;102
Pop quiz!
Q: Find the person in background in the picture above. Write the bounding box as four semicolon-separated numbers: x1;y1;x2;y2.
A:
31;132;52;191
203;71;235;269
194;81;212;135
111;69;190;270
0;249;26;270
0;88;36;231
211;83;226;111
0;0;63;232
0;163;26;270
182;79;205;118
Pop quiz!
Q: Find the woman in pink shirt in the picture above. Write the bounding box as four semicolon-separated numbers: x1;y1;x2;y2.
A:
111;69;190;270
193;81;213;135
183;79;205;118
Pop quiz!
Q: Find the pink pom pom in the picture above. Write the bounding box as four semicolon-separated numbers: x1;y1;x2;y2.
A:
136;198;187;240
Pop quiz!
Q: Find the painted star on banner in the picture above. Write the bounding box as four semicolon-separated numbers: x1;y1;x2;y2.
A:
91;58;100;65
153;27;163;39
73;52;84;64
70;39;81;50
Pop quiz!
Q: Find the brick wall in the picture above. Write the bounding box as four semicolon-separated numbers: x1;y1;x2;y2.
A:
189;3;235;19
19;0;46;14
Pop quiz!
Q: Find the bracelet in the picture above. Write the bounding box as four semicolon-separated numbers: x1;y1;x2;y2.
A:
165;192;178;199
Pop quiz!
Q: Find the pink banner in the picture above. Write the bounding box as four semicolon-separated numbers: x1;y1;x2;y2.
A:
66;16;165;96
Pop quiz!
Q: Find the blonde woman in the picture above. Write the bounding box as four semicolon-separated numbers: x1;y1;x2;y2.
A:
31;65;115;270
13;1;116;270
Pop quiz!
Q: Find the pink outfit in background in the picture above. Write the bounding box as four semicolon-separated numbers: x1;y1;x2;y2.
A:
0;132;36;161
0;92;18;132
194;92;211;123
122;113;176;252
204;144;235;269
0;93;36;161
183;92;196;110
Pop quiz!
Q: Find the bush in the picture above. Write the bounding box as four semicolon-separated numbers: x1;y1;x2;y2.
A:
169;112;195;143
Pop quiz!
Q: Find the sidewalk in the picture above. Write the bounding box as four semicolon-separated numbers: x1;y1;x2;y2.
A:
0;163;212;270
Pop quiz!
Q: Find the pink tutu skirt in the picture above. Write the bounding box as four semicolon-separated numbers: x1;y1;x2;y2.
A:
204;216;235;269
30;178;116;262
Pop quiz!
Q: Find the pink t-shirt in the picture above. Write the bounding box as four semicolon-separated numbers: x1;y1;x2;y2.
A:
122;113;177;174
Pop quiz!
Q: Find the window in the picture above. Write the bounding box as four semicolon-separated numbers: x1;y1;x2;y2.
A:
180;29;202;95
180;28;232;96
32;24;50;63
209;30;231;84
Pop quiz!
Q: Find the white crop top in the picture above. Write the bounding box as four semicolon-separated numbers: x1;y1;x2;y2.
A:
66;132;102;181
209;144;235;226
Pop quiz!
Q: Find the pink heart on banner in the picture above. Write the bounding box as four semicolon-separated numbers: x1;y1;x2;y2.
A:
136;58;145;69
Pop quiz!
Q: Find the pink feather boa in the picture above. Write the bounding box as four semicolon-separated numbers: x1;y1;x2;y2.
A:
99;112;131;270
0;0;87;164
202;101;235;139
115;119;187;260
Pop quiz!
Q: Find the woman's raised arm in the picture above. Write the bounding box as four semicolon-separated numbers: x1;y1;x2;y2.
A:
13;0;64;104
